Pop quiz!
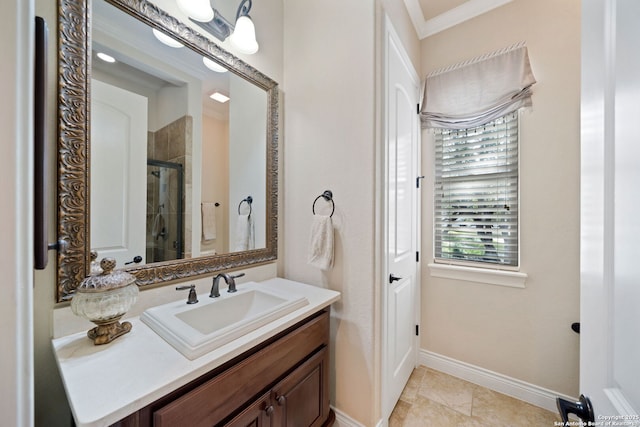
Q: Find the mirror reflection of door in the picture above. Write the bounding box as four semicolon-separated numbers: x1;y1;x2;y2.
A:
90;79;147;267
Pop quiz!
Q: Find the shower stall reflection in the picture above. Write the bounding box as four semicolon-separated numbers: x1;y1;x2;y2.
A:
146;159;184;263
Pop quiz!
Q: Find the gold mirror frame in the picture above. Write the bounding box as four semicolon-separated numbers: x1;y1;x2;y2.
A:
57;0;278;302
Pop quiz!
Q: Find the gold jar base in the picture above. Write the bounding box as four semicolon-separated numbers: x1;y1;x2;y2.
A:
87;318;132;345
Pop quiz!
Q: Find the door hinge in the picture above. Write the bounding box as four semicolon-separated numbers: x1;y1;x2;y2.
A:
416;175;425;188
416;251;420;262
415;325;419;336
416;103;420;115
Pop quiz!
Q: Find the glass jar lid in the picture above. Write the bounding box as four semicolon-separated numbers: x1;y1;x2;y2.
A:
76;258;137;293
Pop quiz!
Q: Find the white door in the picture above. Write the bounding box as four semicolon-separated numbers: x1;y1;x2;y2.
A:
91;79;148;267
383;17;421;418
580;0;640;422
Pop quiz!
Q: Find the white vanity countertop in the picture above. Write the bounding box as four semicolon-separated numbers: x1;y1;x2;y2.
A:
52;278;340;427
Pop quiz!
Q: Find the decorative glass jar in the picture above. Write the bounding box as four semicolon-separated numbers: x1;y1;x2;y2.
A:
71;258;139;345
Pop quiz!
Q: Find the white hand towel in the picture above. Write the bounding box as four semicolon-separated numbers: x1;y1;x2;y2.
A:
235;214;255;251
201;202;217;241
307;215;334;270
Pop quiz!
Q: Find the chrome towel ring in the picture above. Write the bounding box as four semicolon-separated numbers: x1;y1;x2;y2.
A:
312;190;334;218
238;196;253;216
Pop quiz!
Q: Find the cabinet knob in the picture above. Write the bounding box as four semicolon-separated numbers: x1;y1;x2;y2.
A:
265;405;274;416
276;395;286;406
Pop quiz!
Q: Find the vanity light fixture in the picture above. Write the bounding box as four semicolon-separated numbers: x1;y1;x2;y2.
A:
209;91;230;103
96;52;116;63
152;28;184;48
178;0;259;55
202;56;228;73
176;0;214;22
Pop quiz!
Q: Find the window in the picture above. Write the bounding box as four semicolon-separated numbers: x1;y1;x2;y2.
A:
434;112;519;268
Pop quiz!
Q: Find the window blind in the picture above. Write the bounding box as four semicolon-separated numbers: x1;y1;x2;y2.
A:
420;43;535;130
434;112;519;267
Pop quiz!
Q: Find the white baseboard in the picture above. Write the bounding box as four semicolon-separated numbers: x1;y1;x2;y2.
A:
332;351;574;424
419;350;576;413
331;406;391;427
332;406;366;427
374;417;387;427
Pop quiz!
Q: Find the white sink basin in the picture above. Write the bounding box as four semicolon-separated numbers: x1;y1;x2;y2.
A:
140;282;309;360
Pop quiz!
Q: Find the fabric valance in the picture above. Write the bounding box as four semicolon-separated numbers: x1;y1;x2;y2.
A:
420;43;536;129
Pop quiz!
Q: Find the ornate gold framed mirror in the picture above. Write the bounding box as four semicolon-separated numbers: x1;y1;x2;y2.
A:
56;0;278;302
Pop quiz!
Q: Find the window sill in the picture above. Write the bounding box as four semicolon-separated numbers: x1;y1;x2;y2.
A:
428;263;527;288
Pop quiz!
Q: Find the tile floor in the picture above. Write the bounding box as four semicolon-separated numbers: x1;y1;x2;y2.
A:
390;366;562;427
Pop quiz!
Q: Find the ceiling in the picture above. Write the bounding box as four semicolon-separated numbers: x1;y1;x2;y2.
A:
406;0;514;39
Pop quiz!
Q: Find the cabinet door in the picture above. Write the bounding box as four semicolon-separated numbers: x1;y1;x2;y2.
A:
272;348;329;427
223;391;273;427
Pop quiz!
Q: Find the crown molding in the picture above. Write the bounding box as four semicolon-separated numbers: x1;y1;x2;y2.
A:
404;0;514;39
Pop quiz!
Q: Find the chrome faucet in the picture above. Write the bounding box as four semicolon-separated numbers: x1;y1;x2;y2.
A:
210;272;245;298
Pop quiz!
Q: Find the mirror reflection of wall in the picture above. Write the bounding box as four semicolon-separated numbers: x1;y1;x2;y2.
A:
89;0;267;268
201;106;229;256
229;77;267;251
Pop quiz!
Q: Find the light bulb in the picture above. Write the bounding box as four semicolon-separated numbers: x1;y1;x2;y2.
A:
229;15;259;54
176;0;214;22
96;52;116;63
202;57;228;73
152;29;184;48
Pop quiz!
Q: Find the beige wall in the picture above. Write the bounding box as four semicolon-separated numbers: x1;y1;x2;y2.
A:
201;114;229;255
282;0;377;424
420;0;581;397
32;0;74;422
282;1;419;425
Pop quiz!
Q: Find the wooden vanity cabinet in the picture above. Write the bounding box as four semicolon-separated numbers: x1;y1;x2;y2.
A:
112;309;333;427
226;347;328;427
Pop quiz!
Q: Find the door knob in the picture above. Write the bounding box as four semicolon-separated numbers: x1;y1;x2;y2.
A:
389;274;402;283
556;395;594;424
124;255;142;265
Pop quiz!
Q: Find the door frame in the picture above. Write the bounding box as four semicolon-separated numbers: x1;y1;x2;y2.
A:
1;0;34;424
379;14;422;422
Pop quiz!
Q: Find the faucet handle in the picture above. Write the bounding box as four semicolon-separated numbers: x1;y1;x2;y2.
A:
226;272;245;293
176;284;198;304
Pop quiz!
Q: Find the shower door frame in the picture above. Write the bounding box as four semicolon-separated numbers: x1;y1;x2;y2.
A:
147;159;184;260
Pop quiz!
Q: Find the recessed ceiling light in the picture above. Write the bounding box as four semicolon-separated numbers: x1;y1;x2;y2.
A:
96;52;116;63
152;29;184;48
209;92;230;103
202;57;228;73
